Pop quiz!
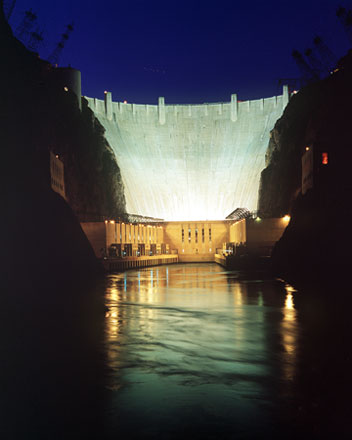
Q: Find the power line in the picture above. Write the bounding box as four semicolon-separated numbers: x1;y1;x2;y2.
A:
336;6;352;46
304;48;325;78
27;27;44;52
3;0;16;20
15;8;37;42
48;22;74;65
292;50;319;84
313;35;338;72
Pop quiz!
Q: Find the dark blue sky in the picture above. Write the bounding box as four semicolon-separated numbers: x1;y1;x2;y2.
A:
9;0;351;103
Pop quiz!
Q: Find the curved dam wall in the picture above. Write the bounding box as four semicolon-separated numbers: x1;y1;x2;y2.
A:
85;88;289;220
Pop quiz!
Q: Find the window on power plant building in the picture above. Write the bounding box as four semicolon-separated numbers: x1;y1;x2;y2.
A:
209;228;212;242
188;228;191;243
195;228;198;243
182;228;184;242
202;228;204;243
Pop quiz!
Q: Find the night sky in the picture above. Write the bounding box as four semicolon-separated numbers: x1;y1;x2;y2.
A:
8;0;351;103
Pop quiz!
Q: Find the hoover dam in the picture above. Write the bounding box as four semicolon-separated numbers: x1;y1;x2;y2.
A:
85;86;289;220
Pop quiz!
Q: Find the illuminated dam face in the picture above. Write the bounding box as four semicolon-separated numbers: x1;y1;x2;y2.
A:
85;88;289;220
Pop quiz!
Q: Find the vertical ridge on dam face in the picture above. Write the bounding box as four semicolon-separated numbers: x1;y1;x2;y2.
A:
85;90;287;220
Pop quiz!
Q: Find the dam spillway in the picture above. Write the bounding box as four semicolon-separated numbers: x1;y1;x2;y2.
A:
85;88;289;220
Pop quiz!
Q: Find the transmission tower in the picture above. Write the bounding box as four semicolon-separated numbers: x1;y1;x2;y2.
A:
27;27;44;52
4;0;16;20
304;48;325;78
48;23;74;65
15;8;37;42
336;6;352;46
313;36;338;72
292;50;319;84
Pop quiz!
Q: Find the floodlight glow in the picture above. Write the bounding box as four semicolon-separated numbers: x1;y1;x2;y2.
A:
283;215;290;222
285;293;294;310
85;90;288;220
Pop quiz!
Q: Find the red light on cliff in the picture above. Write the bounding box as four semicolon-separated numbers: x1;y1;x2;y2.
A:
322;152;328;165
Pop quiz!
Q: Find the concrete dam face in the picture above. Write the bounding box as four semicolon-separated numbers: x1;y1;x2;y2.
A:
85;88;288;220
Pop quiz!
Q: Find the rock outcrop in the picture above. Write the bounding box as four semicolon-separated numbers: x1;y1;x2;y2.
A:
258;50;352;284
0;5;126;222
0;4;114;436
1;2;126;289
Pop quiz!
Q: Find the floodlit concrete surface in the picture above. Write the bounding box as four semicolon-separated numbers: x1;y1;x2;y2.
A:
85;88;288;220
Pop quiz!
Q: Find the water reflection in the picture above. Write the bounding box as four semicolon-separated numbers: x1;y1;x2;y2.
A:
0;280;106;439
103;263;303;438
282;285;298;382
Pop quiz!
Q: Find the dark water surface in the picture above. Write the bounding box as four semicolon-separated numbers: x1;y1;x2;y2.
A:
1;263;351;439
102;263;351;439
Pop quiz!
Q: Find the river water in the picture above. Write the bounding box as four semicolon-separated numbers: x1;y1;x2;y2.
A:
101;263;351;439
1;263;350;439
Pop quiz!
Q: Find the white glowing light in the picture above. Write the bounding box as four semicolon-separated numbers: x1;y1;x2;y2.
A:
285;293;294;309
285;284;297;293
85;92;287;220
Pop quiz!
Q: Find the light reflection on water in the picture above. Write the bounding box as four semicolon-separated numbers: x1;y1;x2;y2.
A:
103;263;302;438
282;287;298;382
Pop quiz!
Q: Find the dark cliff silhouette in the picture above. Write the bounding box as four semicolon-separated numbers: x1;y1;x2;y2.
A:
0;3;117;437
0;1;127;285
258;49;352;285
